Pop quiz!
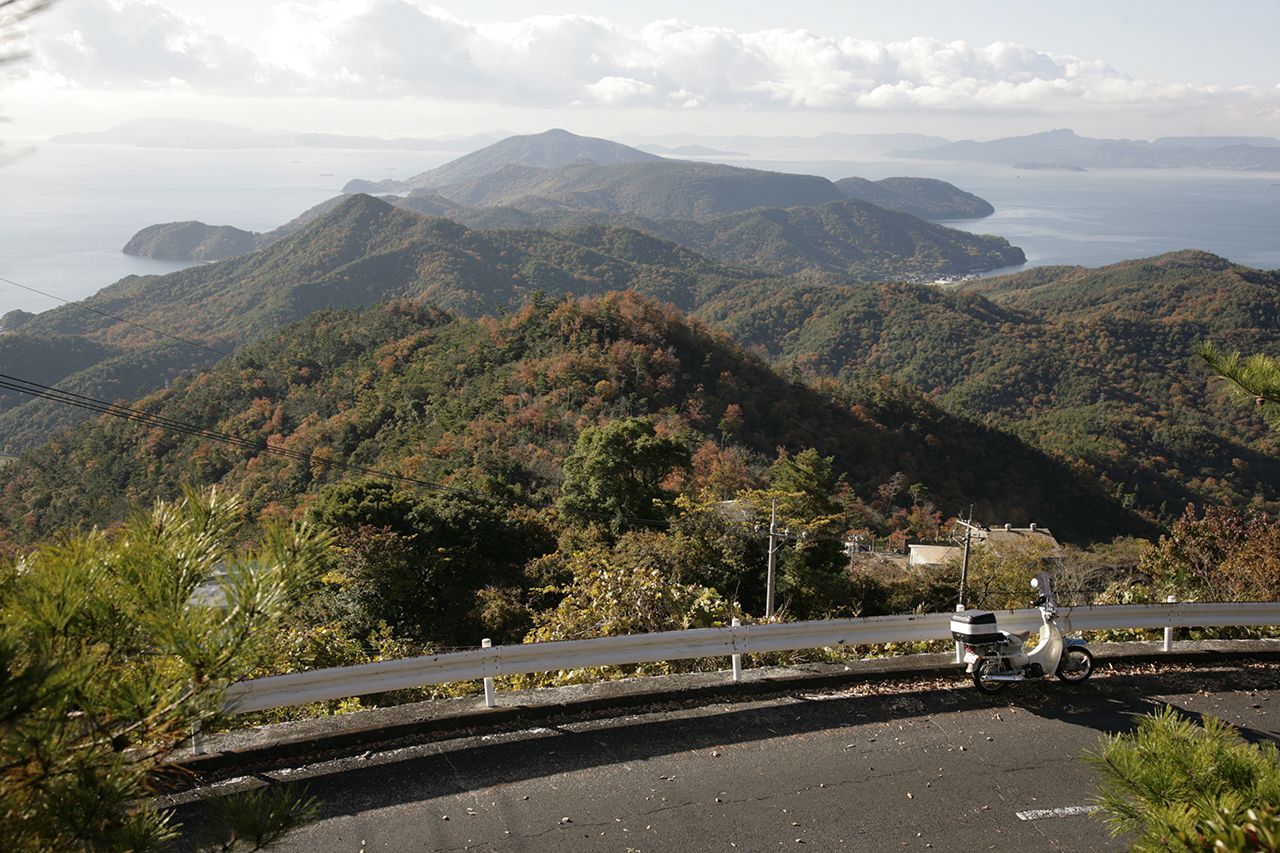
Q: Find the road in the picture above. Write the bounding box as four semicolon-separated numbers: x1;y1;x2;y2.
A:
173;660;1280;852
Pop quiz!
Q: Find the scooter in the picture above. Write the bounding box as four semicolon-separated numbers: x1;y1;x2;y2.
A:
949;572;1094;693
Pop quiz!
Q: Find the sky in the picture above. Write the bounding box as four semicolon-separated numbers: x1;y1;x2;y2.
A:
3;0;1279;142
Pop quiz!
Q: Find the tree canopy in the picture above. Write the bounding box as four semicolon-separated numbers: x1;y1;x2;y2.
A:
558;417;691;531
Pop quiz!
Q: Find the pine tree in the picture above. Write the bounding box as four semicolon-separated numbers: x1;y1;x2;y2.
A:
0;487;327;850
1088;706;1280;851
1198;342;1280;430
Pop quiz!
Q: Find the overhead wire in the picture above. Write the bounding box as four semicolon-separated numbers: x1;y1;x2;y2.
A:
0;275;232;359
0;369;864;539
0;371;683;529
0;275;858;538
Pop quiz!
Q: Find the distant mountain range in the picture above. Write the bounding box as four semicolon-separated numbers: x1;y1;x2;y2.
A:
4;159;1279;539
8;204;1280;539
900;128;1280;170
50;117;501;151
0;289;1151;545
48;118;950;158
636;143;746;157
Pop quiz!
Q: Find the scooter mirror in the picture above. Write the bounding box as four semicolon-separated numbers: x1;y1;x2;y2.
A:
1029;577;1040;589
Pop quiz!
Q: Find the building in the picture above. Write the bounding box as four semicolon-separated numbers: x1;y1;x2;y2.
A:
907;523;1061;569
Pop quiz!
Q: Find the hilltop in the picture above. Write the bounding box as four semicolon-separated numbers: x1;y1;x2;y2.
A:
834;177;994;219
638;199;1021;277
394;128;664;191
339;129;995;222
698;250;1280;517
0;291;1145;544
0;195;763;448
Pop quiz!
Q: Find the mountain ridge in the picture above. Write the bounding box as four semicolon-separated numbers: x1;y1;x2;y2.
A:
0;291;1150;544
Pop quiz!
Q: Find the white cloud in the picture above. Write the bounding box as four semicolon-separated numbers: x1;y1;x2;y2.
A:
26;0;274;91
585;76;656;106
13;1;1280;117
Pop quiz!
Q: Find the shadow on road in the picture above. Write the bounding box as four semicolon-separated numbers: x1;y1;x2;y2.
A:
172;660;1280;844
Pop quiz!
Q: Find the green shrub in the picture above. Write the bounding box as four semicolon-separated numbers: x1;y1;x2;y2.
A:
1087;706;1280;851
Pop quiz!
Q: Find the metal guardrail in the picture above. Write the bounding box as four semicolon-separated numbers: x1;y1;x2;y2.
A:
222;601;1280;714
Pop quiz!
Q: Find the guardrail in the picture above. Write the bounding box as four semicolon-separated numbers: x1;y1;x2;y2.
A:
222;601;1280;715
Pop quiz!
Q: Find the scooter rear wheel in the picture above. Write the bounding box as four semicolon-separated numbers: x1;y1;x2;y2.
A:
971;657;1007;693
1056;647;1094;682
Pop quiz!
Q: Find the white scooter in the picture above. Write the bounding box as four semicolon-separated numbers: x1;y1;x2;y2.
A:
949;572;1094;693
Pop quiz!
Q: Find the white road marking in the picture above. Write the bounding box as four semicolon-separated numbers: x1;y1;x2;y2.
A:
1015;805;1093;821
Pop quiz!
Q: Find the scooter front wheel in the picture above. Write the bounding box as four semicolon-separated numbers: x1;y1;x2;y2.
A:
971;657;1007;694
1056;647;1094;683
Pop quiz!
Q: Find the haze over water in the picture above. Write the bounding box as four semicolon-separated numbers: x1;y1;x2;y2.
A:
2;142;1278;316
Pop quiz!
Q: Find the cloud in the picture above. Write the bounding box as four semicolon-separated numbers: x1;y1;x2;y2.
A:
27;0;275;91
14;1;1279;116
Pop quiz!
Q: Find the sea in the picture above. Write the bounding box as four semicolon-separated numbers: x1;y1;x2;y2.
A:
2;142;1279;316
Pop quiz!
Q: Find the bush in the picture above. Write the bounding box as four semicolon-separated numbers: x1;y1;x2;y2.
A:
1087;706;1280;851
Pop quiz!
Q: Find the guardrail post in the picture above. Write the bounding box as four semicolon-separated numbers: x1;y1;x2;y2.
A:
482;638;497;708
731;618;743;682
191;678;205;756
1164;596;1176;652
954;604;965;663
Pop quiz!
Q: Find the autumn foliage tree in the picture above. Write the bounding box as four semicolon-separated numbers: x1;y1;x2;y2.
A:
1139;503;1280;601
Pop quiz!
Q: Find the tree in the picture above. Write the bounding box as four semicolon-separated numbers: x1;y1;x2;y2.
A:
1138;503;1280;601
307;480;552;645
0;488;326;850
2;1;49;160
760;449;854;618
558;418;691;531
1198;342;1280;430
1;2;48;71
525;541;739;650
768;448;840;519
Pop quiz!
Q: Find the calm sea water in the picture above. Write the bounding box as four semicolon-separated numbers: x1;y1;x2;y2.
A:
0;144;457;315
2;144;1278;315
744;156;1280;273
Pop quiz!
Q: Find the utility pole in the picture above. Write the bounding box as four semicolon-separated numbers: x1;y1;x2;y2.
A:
955;505;978;610
766;499;778;619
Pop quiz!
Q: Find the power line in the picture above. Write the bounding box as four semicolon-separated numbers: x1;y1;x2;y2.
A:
0;369;873;542
0;275;231;359
0;371;683;529
0;273;860;538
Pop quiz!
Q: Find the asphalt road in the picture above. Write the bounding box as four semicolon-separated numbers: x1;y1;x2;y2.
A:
174;660;1280;852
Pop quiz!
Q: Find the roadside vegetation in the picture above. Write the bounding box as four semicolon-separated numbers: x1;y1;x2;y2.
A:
0;488;322;849
1090;707;1280;852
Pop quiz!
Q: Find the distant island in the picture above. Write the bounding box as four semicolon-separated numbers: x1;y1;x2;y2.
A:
122;221;260;261
124;130;1018;280
1013;162;1087;172
900;128;1280;171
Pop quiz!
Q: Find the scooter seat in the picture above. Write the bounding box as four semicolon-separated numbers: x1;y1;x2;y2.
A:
1002;629;1032;642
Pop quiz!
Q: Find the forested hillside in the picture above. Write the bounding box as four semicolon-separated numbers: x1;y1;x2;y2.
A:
0;196;763;448
1;194;1019;449
699;251;1280;518
0;292;1144;546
